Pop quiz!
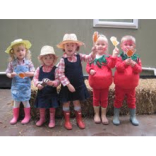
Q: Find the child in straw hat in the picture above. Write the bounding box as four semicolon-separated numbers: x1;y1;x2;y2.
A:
86;33;118;125
57;33;96;130
33;45;60;128
113;35;142;126
5;39;35;125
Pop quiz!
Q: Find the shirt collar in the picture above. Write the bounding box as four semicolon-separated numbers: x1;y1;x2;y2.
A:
16;58;25;64
43;64;54;68
63;52;77;58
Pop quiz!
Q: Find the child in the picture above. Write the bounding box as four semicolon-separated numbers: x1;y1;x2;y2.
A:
5;39;35;124
33;45;60;128
57;33;96;130
113;35;142;126
86;34;118;124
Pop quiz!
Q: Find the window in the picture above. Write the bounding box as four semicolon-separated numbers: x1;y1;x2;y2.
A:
93;19;138;29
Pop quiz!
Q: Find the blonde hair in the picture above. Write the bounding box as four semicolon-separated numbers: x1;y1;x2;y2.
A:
96;34;109;53
8;43;31;62
121;35;136;44
97;34;108;44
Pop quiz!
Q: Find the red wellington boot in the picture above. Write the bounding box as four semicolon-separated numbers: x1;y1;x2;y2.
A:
36;108;46;127
21;107;31;124
63;111;72;130
75;111;85;129
49;108;55;128
10;108;20;125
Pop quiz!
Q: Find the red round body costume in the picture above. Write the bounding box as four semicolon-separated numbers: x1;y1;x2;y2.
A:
114;52;142;109
86;54;116;108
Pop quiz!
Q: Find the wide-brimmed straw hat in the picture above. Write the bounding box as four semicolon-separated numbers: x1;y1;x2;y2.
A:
57;33;84;49
5;39;32;54
39;45;58;64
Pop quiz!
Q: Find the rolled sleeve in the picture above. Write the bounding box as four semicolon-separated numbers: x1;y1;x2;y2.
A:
53;68;61;87
33;67;40;87
28;61;35;72
79;53;94;63
6;62;13;74
57;58;70;86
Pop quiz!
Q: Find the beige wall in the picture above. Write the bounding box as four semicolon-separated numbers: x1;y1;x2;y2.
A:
0;19;156;75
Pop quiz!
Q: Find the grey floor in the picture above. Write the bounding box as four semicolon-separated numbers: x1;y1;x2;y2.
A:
0;89;156;136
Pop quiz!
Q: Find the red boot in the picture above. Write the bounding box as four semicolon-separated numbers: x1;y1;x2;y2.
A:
21;108;31;124
36;108;46;126
75;111;85;129
63;111;72;130
10;108;19;125
49;108;55;128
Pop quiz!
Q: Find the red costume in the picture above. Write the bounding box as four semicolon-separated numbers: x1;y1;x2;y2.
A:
86;55;116;108
114;52;142;109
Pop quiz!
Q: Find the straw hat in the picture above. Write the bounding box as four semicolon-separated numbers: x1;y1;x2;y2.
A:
57;33;84;49
39;45;58;64
5;39;32;54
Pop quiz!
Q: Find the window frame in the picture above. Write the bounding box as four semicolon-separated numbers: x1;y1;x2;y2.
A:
93;19;138;29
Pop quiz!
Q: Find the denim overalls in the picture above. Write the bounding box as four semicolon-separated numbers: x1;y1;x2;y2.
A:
11;59;31;101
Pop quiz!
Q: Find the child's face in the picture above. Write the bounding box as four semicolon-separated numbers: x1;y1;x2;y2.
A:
121;40;136;52
95;37;108;55
64;43;78;56
41;54;54;66
13;44;27;60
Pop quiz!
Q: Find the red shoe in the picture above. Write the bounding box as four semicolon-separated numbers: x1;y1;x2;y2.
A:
49;108;55;128
36;108;46;127
75;111;85;129
10;108;19;125
21;108;31;124
63;111;72;130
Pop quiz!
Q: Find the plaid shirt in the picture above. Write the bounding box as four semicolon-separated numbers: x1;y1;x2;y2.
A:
33;64;60;87
6;58;35;73
57;52;94;86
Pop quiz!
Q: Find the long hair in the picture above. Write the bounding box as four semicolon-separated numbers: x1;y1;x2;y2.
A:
8;43;31;62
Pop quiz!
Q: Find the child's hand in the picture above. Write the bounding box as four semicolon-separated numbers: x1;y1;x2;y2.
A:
46;80;54;86
41;78;50;86
130;60;136;67
37;84;44;90
125;58;131;65
67;83;75;92
90;69;96;75
10;72;17;78
23;72;34;78
23;72;27;77
112;47;119;57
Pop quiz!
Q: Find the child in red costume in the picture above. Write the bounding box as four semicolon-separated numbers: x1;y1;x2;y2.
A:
86;34;118;124
113;35;142;126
